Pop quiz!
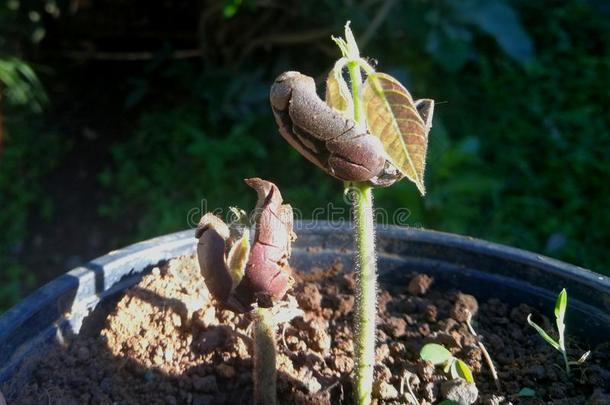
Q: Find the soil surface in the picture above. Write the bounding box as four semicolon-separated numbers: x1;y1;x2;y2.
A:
3;256;609;404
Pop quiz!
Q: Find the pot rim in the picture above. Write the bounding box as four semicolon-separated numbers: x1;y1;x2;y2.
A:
1;221;608;382
1;221;608;338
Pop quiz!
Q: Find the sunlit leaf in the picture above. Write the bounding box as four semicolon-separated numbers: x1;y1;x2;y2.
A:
420;343;452;366
527;314;561;351
363;72;430;195
455;359;475;383
325;59;352;115
554;288;567;321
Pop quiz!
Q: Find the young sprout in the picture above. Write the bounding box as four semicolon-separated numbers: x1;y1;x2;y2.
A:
270;22;433;404
399;372;420;405
420;343;475;384
465;309;500;390
196;178;296;405
526;288;590;376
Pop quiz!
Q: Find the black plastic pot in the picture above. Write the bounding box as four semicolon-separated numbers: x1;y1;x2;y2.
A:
1;221;609;389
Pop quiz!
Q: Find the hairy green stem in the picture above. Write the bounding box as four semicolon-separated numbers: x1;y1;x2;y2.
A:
346;55;377;405
253;307;277;405
352;182;377;405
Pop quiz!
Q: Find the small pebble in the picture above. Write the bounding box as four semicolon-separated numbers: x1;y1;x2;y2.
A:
296;283;323;311
332;355;354;373
385;316;407;337
408;274;433;295
450;293;479;322
373;381;399;400
441;379;479;405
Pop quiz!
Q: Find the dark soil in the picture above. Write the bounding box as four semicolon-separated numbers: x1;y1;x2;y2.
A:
3;256;609;404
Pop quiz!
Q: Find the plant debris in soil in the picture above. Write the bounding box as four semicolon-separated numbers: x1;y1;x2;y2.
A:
3;256;609;404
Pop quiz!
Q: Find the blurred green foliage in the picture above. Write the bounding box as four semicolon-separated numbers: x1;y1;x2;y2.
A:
0;116;67;310
1;0;609;311
0;0;64;311
103;0;610;273
0;58;47;111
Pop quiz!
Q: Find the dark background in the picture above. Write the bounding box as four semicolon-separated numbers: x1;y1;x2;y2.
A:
1;0;609;312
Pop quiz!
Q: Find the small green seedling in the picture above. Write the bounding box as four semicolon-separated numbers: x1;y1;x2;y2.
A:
270;22;434;405
526;288;590;376
420;343;475;383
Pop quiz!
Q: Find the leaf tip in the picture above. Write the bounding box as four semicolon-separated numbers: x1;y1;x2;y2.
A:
416;181;426;196
343;20;360;59
554;288;567;318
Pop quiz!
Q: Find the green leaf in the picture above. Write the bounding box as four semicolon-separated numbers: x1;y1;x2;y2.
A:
454;359;475;383
420;343;453;366
362;72;431;195
518;387;536;397
554;288;567;321
527;314;561;351
438;401;461;405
